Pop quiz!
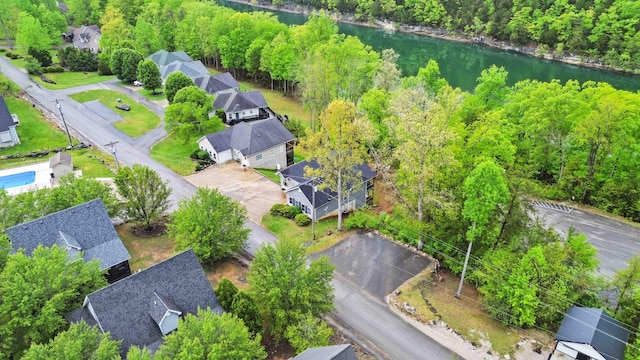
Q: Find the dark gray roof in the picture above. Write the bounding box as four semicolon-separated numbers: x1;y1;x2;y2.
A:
49;151;72;167
556;307;630;360
71;25;100;50
294;344;358;360
201;117;295;156
282;160;376;208
148;50;193;67
0;96;13;132
159;60;208;81
193;72;239;94
213;89;268;113
7;199;130;271
66;249;223;355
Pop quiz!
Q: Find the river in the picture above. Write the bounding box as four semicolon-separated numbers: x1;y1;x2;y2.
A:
217;0;640;92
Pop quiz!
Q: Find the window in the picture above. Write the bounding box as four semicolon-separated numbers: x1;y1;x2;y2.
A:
256;154;263;161
270;149;274;156
289;197;293;204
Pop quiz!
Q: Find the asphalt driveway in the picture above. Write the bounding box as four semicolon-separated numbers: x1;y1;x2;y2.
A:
184;162;284;223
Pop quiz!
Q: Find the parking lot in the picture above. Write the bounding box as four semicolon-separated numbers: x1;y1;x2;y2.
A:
184;162;284;223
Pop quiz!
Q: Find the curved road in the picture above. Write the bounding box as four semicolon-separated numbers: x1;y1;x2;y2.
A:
0;58;462;359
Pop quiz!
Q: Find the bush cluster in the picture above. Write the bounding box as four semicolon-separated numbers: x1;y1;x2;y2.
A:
270;204;302;219
5;52;21;59
294;214;311;226
43;65;64;73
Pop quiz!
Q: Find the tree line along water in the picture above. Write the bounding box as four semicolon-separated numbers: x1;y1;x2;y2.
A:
217;0;640;93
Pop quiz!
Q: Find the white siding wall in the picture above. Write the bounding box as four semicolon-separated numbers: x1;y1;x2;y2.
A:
247;144;288;170
159;311;180;335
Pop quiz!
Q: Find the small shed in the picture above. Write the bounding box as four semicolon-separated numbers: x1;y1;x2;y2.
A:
551;307;630;360
50;152;73;178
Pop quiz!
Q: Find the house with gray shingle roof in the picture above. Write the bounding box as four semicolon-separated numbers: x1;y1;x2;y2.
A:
66;249;223;356
194;72;239;95
213;89;273;124
7;198;131;283
551;307;630;360
159;60;208;82
70;25;101;53
148;50;193;67
279;160;376;221
293;344;358;360
197;116;295;170
0;96;20;149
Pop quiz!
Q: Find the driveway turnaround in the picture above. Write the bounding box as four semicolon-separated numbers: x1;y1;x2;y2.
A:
534;204;640;277
184;162;284;223
315;233;462;360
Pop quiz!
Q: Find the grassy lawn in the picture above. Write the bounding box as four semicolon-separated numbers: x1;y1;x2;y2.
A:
150;133;199;176
261;213;353;254
34;71;115;90
72;147;117;178
395;268;553;357
69;90;160;137
138;88;167;101
255;168;280;183
117;223;175;272
0;97;70;153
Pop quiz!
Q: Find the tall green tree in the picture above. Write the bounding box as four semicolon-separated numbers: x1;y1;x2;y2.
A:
154;310;266;360
110;48;144;83
15;12;51;51
231;291;263;336
247;239;334;340
115;165;171;231
99;7;133;51
136;59;162;94
22;321;121;360
0;246;106;359
164;71;194;104
48;174;121;218
214;278;238;311
169;188;249;263
285;313;333;354
133;18;162;57
300;100;367;230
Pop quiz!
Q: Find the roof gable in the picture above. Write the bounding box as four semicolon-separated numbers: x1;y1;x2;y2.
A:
194;73;239;94
213;90;268;113
67;249;223;355
201;117;294;156
556;307;630;360
159;60;207;80
49;151;72;167
7;199;130;270
148;50;194;67
0;96;14;132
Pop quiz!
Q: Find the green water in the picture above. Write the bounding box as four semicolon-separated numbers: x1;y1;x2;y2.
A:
217;0;640;93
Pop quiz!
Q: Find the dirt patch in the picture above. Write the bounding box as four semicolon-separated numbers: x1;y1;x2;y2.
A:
204;257;251;291
373;177;396;214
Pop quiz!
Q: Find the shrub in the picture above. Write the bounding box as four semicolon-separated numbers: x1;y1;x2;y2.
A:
0;49;6;53
25;55;43;75
294;214;311;226
214;278;238;311
270;204;301;219
231;291;263;335
44;65;64;73
28;47;52;67
197;150;210;160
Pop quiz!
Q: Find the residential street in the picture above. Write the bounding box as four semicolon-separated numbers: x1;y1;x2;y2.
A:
0;58;460;359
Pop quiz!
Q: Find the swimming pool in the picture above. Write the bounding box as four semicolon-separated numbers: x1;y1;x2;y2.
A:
0;171;36;189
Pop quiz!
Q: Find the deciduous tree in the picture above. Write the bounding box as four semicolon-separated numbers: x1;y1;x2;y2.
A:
48;174;121;218
22;321;121;360
164;71;194;104
231;291;263;336
300;100;367;231
110;48;144;83
247;239;334;340
154;310;266;360
285;313;333;354
15;12;51;51
136;59;162;94
169;188;249;263
214;278;238;311
115;165;171;231
0;246;106;359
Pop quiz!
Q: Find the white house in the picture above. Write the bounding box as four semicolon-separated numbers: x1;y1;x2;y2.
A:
0;96;20;149
197;117;295;170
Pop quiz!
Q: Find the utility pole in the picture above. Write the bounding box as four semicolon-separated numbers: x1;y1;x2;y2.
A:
104;140;120;169
455;241;473;299
54;99;73;148
311;180;317;242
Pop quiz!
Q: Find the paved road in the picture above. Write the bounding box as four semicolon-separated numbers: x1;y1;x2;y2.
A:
314;233;462;360
533;203;640;277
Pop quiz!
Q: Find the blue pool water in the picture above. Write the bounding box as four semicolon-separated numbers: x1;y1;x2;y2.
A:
0;171;36;189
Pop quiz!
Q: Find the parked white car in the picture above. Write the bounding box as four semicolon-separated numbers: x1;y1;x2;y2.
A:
133;80;143;86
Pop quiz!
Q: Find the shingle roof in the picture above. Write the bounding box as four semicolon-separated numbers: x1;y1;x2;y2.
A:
7;199;130;271
71;25;100;50
159;60;208;81
193;72;239;94
213;89;268;113
66;249;223;355
294;344;358;360
148;50;194;67
201;117;295;156
556;307;630;360
0;96;14;132
49;151;72;167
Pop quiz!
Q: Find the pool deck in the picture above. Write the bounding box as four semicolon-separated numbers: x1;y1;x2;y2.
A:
0;162;53;195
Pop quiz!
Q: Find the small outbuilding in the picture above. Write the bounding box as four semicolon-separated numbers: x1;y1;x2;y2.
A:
0;96;20;149
551;306;630;360
49;151;73;178
293;344;358;360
